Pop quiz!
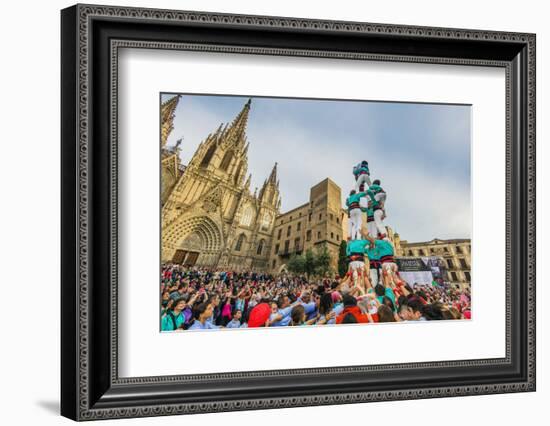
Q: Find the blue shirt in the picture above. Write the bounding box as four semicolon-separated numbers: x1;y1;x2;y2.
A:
300;300;318;320
225;319;242;329
188;320;219;330
317;303;345;325
269;305;293;327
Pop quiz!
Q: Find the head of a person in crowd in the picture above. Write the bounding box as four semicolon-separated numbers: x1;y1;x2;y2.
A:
350;189;356;196
278;295;291;309
406;298;425;320
301;291;311;304
421;303;444;320
373;179;381;185
210;293;220;305
374;284;385;298
193;301;214;323
233;309;242;322
342;313;358;324
415;290;428;302
270;302;279;315
172;297;187;313
331;291;342;304
398;303;413;321
290;305;306;326
318;293;334;316
161;292;171;308
342;294;357;308
377;305;395;322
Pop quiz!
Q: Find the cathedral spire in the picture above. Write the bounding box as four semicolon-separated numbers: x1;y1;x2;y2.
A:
258;162;280;206
214;123;224;137
268;162;278;184
224;99;252;147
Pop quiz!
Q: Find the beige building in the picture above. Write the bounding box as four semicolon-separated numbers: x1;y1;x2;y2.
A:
161;97;280;271
269;179;348;273
398;238;472;287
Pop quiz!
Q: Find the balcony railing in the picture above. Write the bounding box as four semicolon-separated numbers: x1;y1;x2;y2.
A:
277;244;302;256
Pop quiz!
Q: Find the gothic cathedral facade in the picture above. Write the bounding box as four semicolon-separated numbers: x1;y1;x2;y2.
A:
161;96;280;271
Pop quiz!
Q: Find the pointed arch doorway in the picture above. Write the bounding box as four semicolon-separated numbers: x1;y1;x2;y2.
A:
169;216;223;267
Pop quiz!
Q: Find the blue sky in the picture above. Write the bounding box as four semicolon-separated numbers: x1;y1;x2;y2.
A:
161;93;471;242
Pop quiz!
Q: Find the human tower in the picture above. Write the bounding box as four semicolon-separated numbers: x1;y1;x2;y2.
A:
345;161;398;293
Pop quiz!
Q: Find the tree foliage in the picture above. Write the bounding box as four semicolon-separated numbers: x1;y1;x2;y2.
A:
338;240;348;277
304;249;316;277
286;254;306;275
285;245;334;278
315;244;332;276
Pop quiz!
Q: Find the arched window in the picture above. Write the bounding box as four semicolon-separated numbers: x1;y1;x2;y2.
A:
257;239;265;255
200;143;217;168
220;151;234;171
240;205;254;227
234;163;242;184
261;212;273;231
235;234;246;251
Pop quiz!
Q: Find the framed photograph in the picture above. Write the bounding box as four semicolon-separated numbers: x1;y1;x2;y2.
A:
61;4;536;421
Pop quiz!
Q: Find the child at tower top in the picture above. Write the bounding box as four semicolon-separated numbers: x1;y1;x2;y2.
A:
353;160;372;192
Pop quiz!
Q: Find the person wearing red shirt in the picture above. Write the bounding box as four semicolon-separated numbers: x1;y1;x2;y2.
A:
336;295;373;324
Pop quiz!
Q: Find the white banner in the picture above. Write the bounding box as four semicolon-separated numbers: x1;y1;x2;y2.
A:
399;271;434;286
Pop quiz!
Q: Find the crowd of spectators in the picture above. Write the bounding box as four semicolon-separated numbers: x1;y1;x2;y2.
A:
160;264;471;332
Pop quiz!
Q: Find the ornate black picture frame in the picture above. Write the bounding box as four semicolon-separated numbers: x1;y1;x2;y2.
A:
61;4;536;421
